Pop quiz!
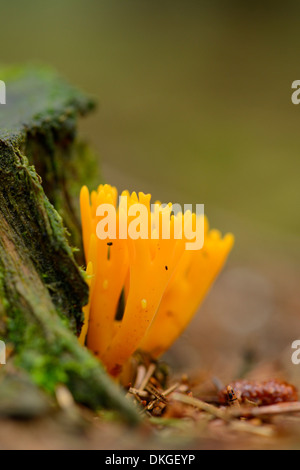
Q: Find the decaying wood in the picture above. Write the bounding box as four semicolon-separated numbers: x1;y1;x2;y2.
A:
0;66;139;423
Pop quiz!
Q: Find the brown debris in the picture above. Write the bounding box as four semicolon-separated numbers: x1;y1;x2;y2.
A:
127;361;300;442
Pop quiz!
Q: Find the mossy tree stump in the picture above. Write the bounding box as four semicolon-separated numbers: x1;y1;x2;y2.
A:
0;67;138;423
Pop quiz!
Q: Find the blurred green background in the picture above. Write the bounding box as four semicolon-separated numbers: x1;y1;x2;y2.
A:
1;0;299;261
0;0;299;376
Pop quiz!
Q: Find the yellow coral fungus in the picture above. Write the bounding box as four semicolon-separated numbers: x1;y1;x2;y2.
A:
79;184;234;376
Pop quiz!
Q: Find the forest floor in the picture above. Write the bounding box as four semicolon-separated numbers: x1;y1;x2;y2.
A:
0;253;299;450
